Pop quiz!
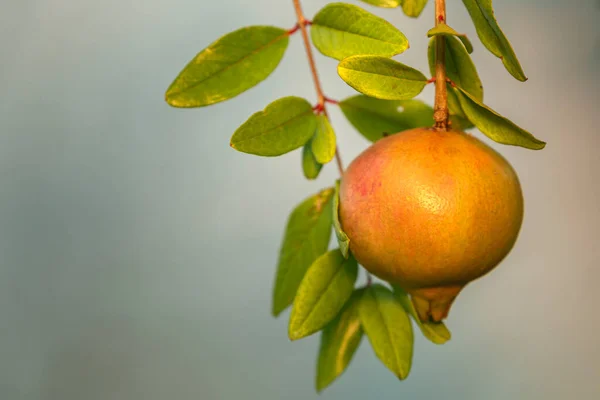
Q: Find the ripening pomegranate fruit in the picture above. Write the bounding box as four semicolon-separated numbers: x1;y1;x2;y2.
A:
339;127;523;322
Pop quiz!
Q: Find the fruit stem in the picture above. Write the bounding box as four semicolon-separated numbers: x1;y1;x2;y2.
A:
433;0;450;131
292;0;344;175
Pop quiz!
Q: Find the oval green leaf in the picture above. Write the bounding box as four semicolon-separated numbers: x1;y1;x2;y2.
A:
272;188;334;316
166;26;289;107
333;180;350;258
359;284;413;379
316;289;364;392
401;0;428;18
391;285;451;345
358;0;401;8
302;143;323;180
289;250;359;341
428;36;482;101
338;56;427;100
461;0;527;81
311;3;408;61
311;115;336;164
427;38;475;129
453;86;546;150
447;87;474;130
427;23;473;54
230;97;317;156
449;114;474;131
339;95;434;142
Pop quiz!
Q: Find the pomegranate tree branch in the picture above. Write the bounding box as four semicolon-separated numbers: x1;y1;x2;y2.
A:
433;0;449;130
292;0;344;175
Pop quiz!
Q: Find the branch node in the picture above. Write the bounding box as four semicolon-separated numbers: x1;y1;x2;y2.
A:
287;23;300;35
293;0;344;175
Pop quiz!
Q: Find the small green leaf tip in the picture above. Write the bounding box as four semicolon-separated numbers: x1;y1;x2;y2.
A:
311;115;336;164
316;288;364;392
333;180;350;258
359;284;413;379
358;0;401;9
461;0;527;81
302;143;323;180
427;23;473;54
400;0;428;18
453;87;546;150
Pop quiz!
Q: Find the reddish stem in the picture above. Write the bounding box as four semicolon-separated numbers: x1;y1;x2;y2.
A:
292;0;344;175
287;23;300;35
287;20;311;35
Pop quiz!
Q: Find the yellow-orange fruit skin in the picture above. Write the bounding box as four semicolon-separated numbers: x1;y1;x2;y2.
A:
339;128;523;321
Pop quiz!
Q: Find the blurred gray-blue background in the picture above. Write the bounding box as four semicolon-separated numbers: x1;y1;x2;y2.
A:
1;0;599;399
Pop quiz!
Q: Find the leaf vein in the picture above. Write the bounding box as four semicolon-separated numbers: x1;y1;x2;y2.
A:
168;32;288;96
233;110;314;144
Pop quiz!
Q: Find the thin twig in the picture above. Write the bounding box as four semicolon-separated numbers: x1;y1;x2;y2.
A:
292;0;344;175
433;0;449;130
333;149;344;176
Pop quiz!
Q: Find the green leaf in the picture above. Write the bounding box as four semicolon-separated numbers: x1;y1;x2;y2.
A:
427;23;473;54
340;95;434;142
333;180;350;258
401;0;428;18
316;289;364;392
289;250;359;340
230;97;317;156
391;285;451;345
359;284;413;379
358;0;401;8
461;0;527;81
165;26;289;107
302;143;323;180
311;3;409;61
447;88;473;130
449;114;474;131
452;86;546;150
272;188;335;316
311;115;336;164
338;56;428;100
428;36;482;101
427;38;475;130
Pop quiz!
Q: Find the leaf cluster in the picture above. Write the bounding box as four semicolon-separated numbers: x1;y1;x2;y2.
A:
166;1;545;155
273;186;450;391
164;0;547;391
